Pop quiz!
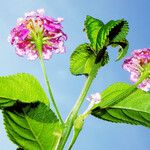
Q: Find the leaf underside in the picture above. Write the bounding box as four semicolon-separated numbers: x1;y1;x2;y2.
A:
0;73;62;149
3;102;62;150
92;82;150;128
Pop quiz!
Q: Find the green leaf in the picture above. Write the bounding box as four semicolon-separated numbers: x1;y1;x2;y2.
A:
70;43;109;76
97;19;129;51
108;19;129;42
0;73;49;108
84;16;129;60
84;15;104;51
70;43;96;76
3;102;62;150
70;17;129;77
91;82;150;128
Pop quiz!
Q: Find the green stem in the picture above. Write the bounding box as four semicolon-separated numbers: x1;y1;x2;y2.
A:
68;110;90;150
39;56;64;124
35;37;64;125
68;127;82;150
57;66;97;150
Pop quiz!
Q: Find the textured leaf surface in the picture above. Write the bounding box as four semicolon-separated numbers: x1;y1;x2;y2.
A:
70;17;129;77
84;15;104;51
3;102;62;150
0;73;49;108
97;19;129;52
108;19;129;42
84;16;129;60
92;82;150;128
70;43;96;76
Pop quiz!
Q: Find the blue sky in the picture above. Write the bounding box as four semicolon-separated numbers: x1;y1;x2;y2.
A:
0;0;150;150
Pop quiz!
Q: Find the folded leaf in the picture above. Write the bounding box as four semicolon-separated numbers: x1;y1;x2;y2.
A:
0;73;49;108
92;82;150;128
111;39;129;61
3;102;62;150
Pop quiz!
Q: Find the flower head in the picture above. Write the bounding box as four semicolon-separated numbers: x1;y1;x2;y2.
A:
8;9;67;60
123;48;150;91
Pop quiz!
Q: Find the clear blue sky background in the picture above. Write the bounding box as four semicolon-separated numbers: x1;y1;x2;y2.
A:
0;0;150;150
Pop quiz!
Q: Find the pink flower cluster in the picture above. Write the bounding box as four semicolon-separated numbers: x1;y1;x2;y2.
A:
123;48;150;91
8;9;67;60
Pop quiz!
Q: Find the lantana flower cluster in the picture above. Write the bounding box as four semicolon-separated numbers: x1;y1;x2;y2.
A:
8;9;67;60
123;48;150;91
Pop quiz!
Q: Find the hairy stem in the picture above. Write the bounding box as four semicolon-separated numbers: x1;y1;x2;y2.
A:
39;56;64;124
35;37;64;124
68;128;81;150
57;65;99;149
68;113;87;150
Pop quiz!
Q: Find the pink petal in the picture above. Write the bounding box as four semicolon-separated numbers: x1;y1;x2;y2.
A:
57;17;64;23
26;50;38;60
42;50;52;60
37;9;45;16
16;48;25;56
